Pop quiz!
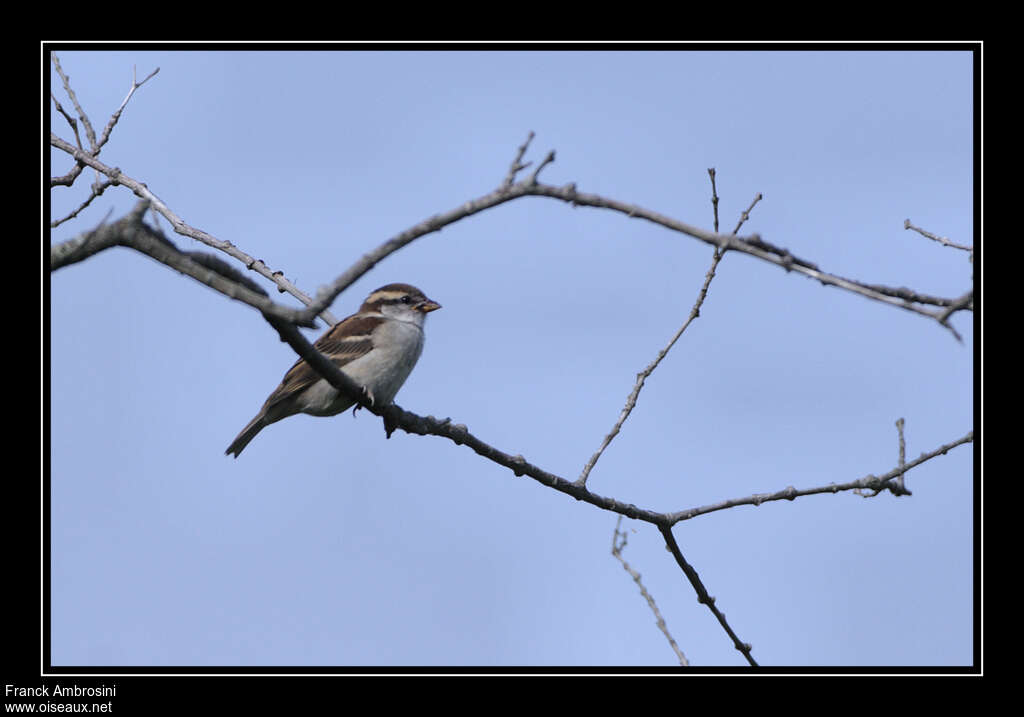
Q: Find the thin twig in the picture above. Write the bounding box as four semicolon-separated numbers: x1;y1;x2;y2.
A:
502;131;535;187
707;168;720;234
50;201;316;327
528;150;556;185
666;430;973;525
612;517;687;666
51;180;117;227
893;418;909;496
732;193;763;236
50;52;97;151
856;418;911;497
49;134;337;326
49;53;157;196
94;63;160;154
577;180;759;487
576;247;725;487
50;92;82;150
905;219;973;253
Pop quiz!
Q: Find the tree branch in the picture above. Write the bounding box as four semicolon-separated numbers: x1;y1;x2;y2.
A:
49;202;318;327
261;315;975;531
612;518;688;666
51;129;971;341
292;159;970;340
577;185;762;488
665;430;973;525
658;525;758;666
600;175;766;664
904;218;974;254
49;134;338;327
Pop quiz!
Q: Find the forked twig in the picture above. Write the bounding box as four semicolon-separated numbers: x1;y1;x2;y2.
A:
612;518;687;666
577;179;761;487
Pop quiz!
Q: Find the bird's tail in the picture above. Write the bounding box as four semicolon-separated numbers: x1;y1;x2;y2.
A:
225;414;267;458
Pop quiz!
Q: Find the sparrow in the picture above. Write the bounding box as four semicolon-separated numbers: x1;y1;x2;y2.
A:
225;283;441;458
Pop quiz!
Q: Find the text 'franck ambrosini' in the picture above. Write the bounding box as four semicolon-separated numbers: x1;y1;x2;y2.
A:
5;684;117;698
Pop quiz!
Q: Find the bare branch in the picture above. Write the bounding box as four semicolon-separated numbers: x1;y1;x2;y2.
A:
502;130;535;187
577;248;726;488
51;129;970;341
856;418;912;497
50;52;98;152
294;173;970;338
50;202;317;327
731;192;763;236
94;63;160;152
528;150;556;185
50;92;82;150
533;184;968;331
577;182;761;487
50;52;159;160
904;218;973;253
707;168;720;233
894;417;909;495
666;430;973;525
659;525;758;667
325;380;975;531
937;290;975;327
50;179;117;227
602;177;767;664
612;518;688;666
48;134;337;327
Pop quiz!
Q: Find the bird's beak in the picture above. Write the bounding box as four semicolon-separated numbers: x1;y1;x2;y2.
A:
417;299;442;313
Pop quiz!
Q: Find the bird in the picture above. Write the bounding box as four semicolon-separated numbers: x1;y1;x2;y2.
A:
225;283;441;458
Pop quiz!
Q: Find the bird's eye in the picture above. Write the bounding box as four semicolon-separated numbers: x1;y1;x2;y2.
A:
401;296;411;304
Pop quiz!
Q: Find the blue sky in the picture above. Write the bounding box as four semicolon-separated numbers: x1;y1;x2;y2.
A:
48;48;975;669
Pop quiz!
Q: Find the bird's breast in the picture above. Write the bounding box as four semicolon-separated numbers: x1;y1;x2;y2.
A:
342;320;425;406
